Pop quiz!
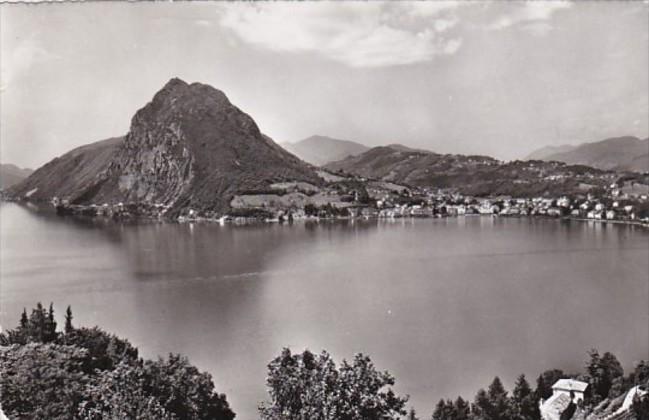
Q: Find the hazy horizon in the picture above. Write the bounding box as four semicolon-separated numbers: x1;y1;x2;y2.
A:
1;1;648;169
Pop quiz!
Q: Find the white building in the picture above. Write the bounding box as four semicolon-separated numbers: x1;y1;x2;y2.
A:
540;379;589;420
551;379;589;403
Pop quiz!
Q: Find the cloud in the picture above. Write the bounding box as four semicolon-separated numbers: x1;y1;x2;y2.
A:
217;2;464;68
1;38;61;88
488;1;572;33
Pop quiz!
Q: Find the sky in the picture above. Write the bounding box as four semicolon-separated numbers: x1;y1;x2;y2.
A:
1;1;648;169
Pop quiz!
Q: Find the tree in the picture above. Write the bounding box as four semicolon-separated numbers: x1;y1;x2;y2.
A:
78;362;174;420
65;305;74;334
259;348;408;420
0;343;90;419
65;326;139;371
472;388;491;420
535;369;566;401
632;360;649;388
143;353;235;420
1;304;236;420
512;374;539;420
0;309;30;345
19;308;28;329
473;377;513;420
46;302;58;342
454;397;470;420
432;399;455;420
488;377;513;420
586;349;624;400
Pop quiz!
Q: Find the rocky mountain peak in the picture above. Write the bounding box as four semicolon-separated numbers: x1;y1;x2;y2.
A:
9;78;319;216
134;78;236;131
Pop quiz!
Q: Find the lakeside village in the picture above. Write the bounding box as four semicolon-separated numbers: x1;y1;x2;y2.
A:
41;171;649;226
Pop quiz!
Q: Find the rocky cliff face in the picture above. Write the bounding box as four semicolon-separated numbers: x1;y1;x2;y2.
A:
10;78;319;216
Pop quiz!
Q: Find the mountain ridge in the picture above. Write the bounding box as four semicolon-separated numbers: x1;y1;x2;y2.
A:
525;136;648;172
0;164;33;190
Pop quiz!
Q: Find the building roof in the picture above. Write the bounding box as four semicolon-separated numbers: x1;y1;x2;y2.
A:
552;379;589;393
541;392;573;419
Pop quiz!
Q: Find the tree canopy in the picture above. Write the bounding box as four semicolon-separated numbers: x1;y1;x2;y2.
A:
0;303;235;420
259;348;408;420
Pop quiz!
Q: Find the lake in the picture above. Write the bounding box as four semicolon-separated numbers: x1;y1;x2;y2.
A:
1;202;647;419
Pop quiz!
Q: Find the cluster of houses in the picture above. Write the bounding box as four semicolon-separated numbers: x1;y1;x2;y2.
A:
539;379;647;420
51;197;170;219
363;194;647;223
46;175;649;225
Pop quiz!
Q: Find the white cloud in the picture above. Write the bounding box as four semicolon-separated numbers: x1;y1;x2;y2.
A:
488;1;572;33
1;38;61;88
217;2;464;68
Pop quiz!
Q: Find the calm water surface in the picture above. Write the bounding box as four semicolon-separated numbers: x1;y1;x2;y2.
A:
1;202;648;419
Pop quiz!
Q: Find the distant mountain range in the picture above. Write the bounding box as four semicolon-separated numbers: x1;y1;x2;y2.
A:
0;164;33;190
9;78;319;216
7;79;647;215
525;136;648;172
281;135;369;166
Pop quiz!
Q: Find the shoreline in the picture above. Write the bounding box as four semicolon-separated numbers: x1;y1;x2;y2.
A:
5;200;647;229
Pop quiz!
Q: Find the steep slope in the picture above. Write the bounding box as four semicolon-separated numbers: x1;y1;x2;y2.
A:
282;135;369;166
531;136;648;172
8;137;123;198
10;78;320;215
525;144;576;160
0;164;33;190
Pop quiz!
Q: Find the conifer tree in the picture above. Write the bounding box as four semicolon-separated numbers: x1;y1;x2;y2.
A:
512;374;538;420
29;302;47;342
45;302;57;342
454;396;470;420
487;377;513;420
19;308;28;330
65;305;74;334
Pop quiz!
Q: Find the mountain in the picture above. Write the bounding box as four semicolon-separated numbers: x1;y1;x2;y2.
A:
0;164;33;190
281;135;369;166
526;136;648;172
9;78;319;216
326;146;498;186
325;145;615;197
8;137;124;200
524;144;576;160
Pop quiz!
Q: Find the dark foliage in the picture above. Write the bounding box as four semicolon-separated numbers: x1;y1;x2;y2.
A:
0;303;235;420
633;393;649;420
64;326;139;372
586;349;624;401
259;348;407;420
512;375;539;420
0;343;90;419
536;369;567;400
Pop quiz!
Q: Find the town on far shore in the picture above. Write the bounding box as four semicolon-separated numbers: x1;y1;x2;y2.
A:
13;165;649;227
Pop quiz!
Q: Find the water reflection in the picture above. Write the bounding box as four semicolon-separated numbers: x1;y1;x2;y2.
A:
1;202;648;420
